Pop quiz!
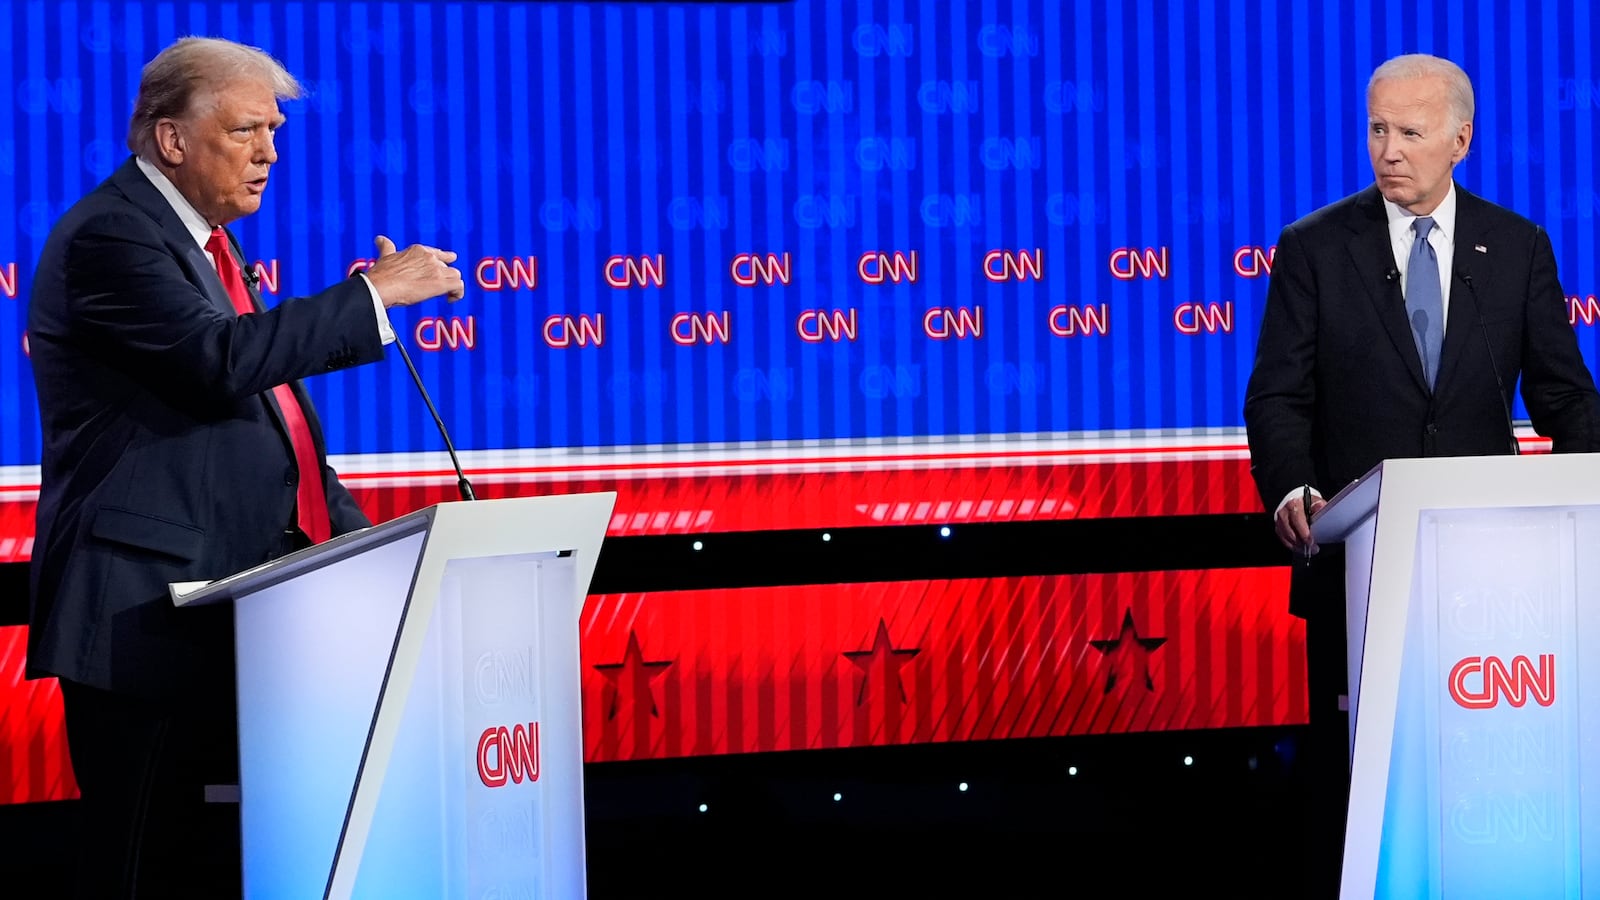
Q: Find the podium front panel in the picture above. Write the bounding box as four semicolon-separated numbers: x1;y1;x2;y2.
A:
344;551;585;900
1368;506;1597;898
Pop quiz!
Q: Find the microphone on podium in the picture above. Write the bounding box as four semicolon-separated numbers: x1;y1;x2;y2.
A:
1456;267;1519;456
392;338;478;501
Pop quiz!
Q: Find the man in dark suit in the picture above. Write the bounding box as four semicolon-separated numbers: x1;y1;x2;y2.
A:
27;37;464;897
1244;53;1600;895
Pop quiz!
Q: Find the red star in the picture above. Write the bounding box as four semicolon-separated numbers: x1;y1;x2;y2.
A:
1089;608;1167;693
592;630;673;719
843;618;921;706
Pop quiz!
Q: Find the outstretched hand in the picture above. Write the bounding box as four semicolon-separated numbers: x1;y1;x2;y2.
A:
363;235;465;307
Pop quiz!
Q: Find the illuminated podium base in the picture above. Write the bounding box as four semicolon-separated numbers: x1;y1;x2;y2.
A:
1313;455;1600;899
174;493;616;899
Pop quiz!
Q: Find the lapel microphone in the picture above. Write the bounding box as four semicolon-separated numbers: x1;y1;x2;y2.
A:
222;230;260;289
1455;267;1520;456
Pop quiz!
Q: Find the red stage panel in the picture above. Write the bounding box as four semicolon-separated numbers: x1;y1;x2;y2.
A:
0;567;1300;805
0;499;34;564
580;568;1304;762
0;626;78;804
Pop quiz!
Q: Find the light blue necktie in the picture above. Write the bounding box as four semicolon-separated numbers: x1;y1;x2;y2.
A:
1406;216;1444;388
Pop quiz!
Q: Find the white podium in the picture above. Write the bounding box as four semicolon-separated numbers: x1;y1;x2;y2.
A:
1313;455;1600;899
173;493;616;900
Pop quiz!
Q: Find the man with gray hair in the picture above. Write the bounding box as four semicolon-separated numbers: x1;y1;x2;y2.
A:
1244;53;1600;894
27;36;464;897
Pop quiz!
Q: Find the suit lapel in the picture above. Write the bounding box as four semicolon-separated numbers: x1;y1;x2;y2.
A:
1436;186;1489;391
108;157;235;316
186;244;236;316
221;228;297;449
1346;186;1430;394
226;233;330;470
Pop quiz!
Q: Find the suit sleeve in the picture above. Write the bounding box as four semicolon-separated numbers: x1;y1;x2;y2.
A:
1518;226;1600;452
1243;223;1320;510
61;210;384;408
323;465;372;535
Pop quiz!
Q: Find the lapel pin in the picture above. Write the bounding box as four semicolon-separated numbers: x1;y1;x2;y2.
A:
1474;244;1487;253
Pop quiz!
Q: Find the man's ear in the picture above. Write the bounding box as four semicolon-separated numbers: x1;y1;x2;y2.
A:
153;119;185;167
1452;120;1473;165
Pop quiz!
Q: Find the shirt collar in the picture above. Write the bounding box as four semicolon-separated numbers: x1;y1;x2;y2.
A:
134;155;215;251
1383;180;1457;245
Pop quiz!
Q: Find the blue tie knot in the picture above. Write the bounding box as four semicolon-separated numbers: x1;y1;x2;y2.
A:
1413;216;1435;242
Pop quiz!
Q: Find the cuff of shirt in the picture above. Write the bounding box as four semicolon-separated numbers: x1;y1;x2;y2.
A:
1274;485;1322;517
360;273;396;345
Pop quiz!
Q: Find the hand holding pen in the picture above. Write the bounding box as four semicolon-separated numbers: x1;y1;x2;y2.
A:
1272;483;1323;562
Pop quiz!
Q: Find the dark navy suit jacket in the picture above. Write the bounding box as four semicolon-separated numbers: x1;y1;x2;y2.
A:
1244;183;1600;616
27;157;383;696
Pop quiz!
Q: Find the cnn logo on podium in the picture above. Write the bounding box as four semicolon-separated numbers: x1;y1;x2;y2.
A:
476;722;541;788
1447;655;1555;709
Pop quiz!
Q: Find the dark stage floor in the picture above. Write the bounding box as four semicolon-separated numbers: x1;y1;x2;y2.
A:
0;724;1332;898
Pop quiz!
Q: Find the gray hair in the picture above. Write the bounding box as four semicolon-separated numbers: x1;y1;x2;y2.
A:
1368;53;1475;129
127;37;301;158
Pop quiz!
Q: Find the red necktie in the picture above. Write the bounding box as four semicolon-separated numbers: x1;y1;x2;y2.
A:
206;227;332;545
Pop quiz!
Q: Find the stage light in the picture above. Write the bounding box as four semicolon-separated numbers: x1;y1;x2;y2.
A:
698;803;709;813
939;526;952;538
822;532;831;542
692;540;704;551
1183;755;1194;767
958;781;969;792
1068;766;1078;776
833;792;842;801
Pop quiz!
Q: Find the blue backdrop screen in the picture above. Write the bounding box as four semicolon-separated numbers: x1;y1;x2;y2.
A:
1;0;1597;466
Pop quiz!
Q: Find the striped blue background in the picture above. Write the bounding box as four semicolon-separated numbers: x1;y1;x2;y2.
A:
1;0;1597;464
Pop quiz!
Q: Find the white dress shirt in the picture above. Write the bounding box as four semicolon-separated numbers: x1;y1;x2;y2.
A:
1384;181;1458;325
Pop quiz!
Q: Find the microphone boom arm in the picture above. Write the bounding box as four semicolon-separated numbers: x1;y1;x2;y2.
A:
393;337;478;500
1457;269;1520;456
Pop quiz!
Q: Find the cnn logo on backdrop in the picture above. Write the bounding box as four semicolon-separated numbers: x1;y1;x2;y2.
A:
476;722;541;788
1447;655;1555;709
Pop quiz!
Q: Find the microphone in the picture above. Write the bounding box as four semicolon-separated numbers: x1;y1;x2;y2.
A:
1456;268;1519;456
1386;268;1399;283
392;337;478;500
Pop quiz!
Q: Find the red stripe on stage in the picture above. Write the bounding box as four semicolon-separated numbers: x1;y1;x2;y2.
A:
1;457;1267;561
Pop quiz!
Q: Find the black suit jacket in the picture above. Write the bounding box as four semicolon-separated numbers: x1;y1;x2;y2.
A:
1244;183;1600;615
27;157;385;696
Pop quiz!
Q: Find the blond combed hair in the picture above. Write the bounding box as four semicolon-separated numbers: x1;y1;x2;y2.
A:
127;37;301;158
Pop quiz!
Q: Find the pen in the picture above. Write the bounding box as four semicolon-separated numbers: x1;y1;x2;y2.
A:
1302;484;1314;565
